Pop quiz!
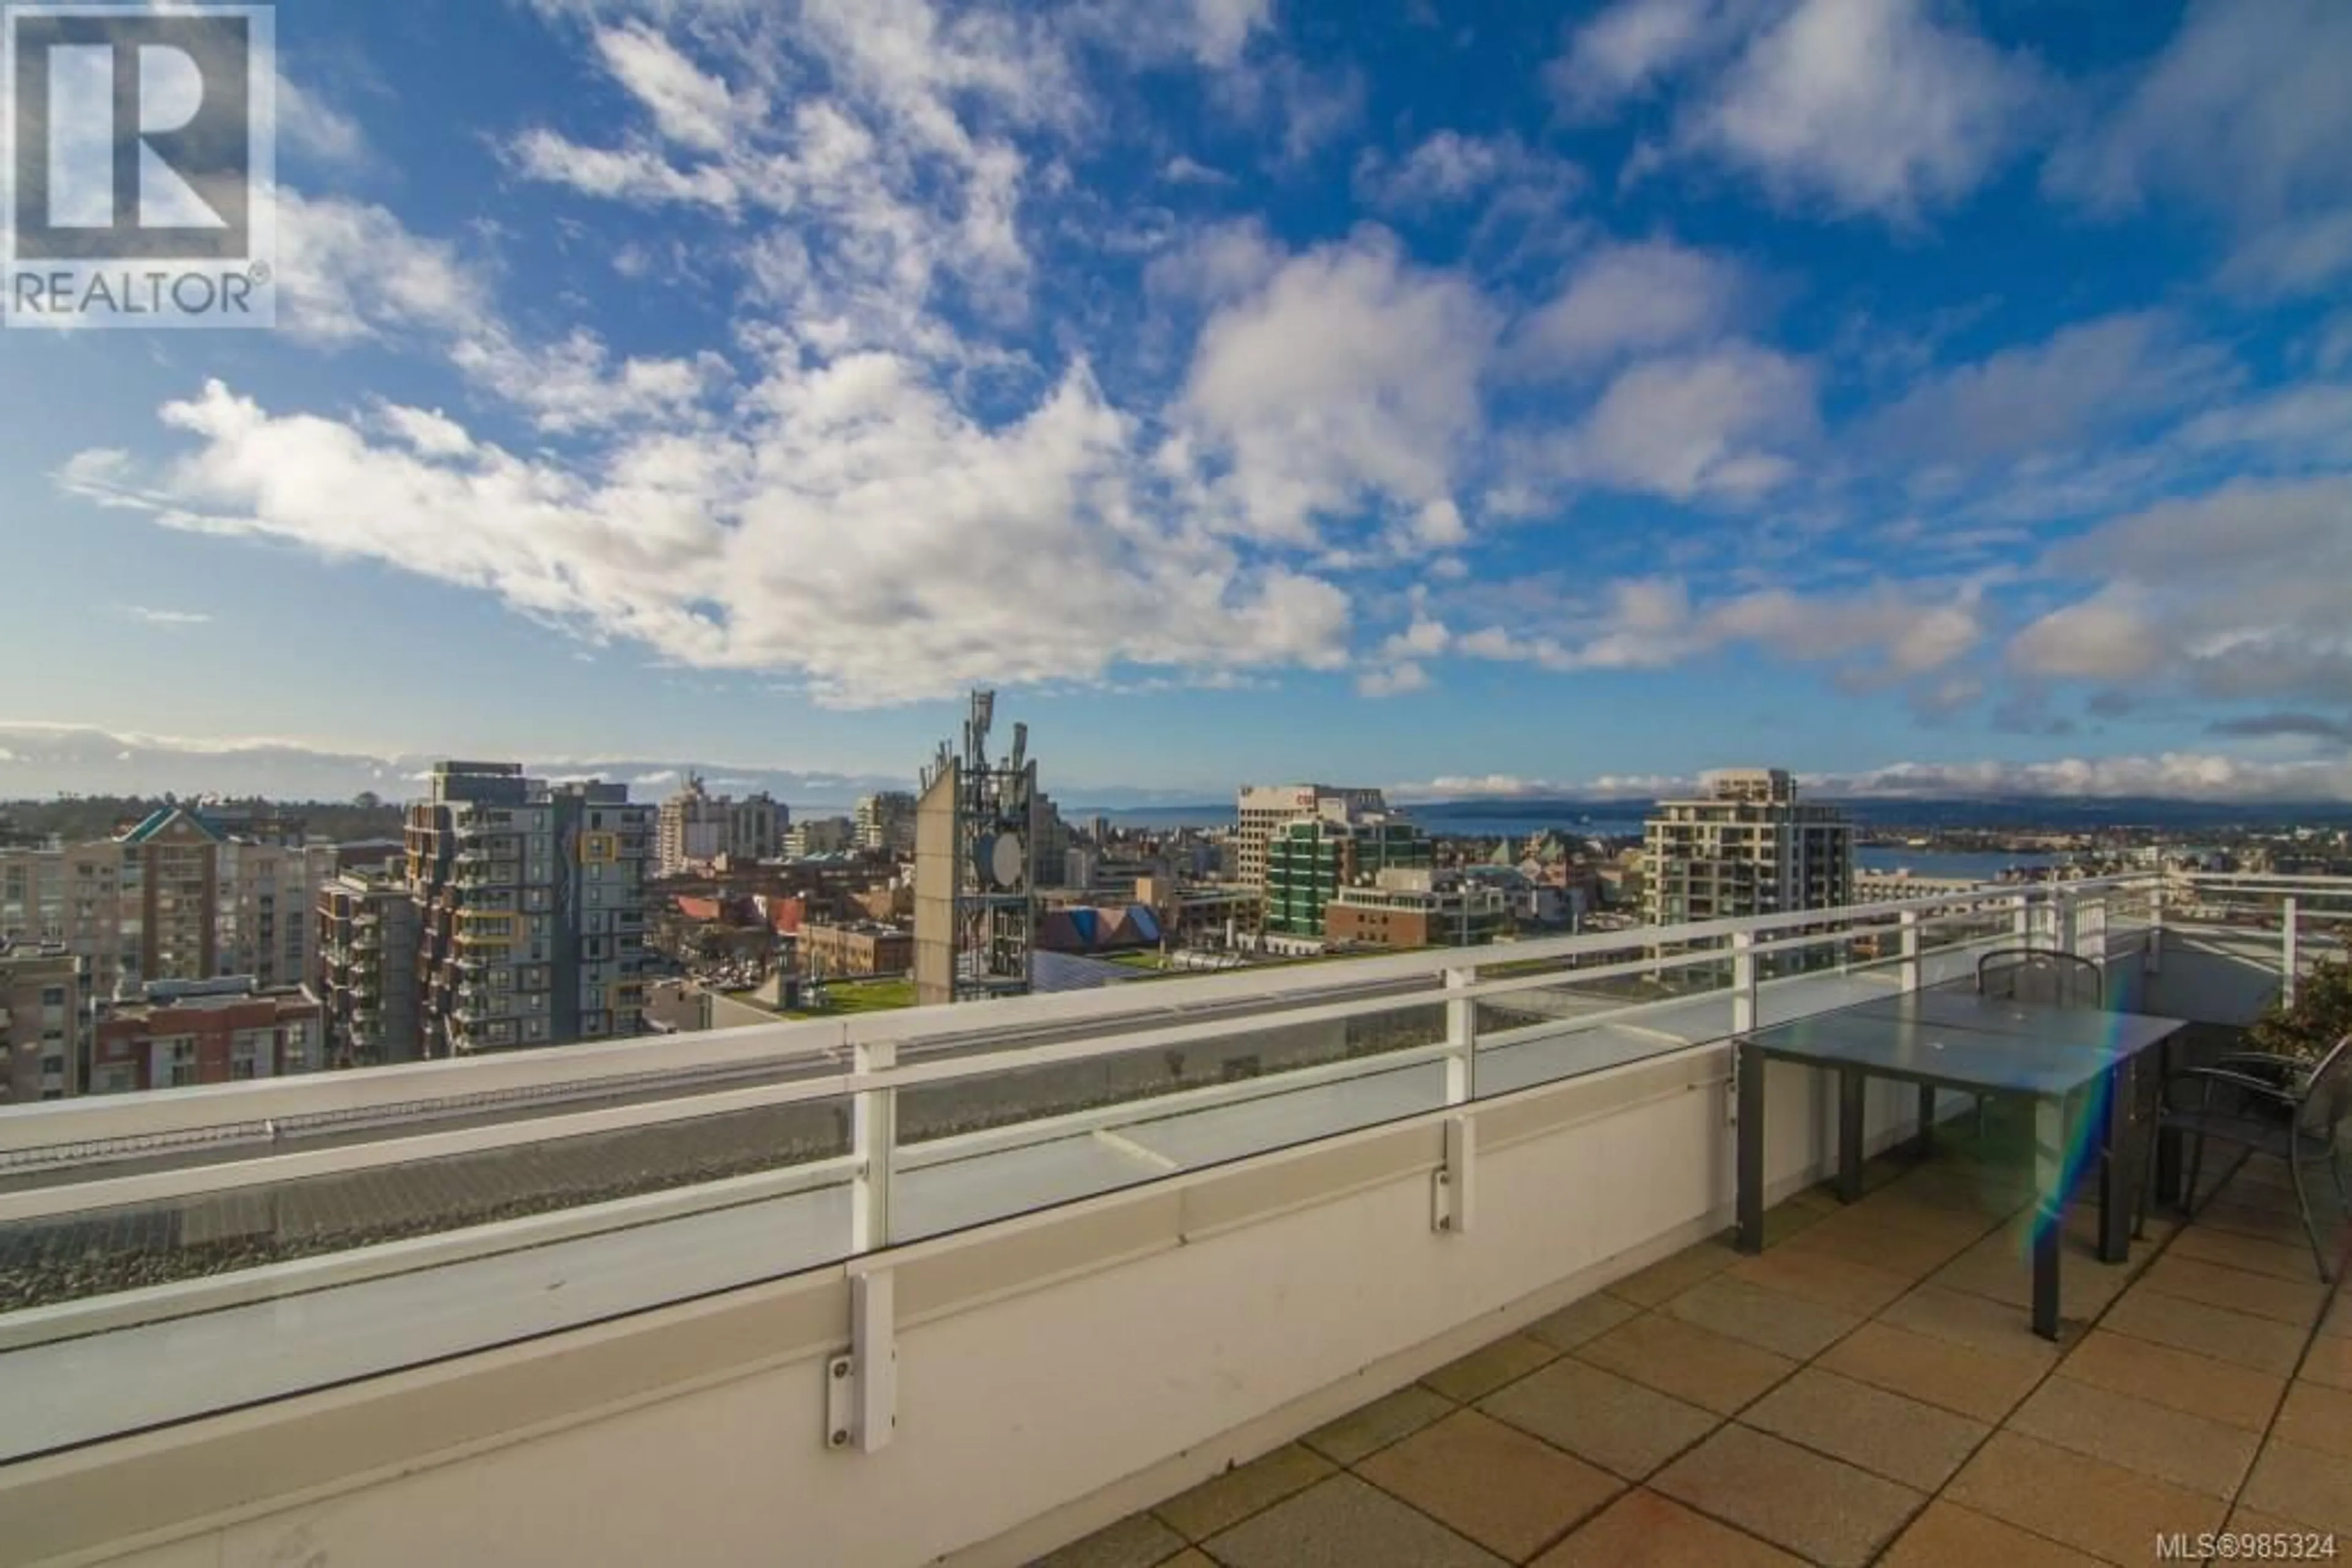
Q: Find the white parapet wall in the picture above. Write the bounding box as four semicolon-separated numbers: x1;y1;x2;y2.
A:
4;1034;1935;1568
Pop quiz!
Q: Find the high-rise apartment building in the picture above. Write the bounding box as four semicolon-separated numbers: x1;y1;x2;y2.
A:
654;777;785;876
0;807;337;1003
785;816;857;859
1642;769;1854;926
0;942;80;1103
317;867;422;1067
408;763;652;1057
1264;816;1433;937
854;792;918;857
1234;785;1392;889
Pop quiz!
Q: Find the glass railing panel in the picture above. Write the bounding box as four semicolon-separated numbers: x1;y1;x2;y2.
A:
890;989;1452;1246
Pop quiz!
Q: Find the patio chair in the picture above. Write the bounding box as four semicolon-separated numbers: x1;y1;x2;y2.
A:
1966;948;2109;1137
2143;1033;2352;1281
1977;947;2103;1009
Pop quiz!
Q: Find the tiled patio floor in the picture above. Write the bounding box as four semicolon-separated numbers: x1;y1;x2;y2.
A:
1038;1122;2352;1568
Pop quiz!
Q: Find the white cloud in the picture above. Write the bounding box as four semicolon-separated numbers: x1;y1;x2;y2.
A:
69;364;1355;708
594;22;752;151
277;73;369;168
118;606;213;628
1566;0;2044;221
1354;132;1576;213
1175;228;1499;543
1160;154;1235;187
1546;0;1759;121
2012;476;2352;705
1508;238;1747;377
1689;0;2047;221
1865;312;2237;464
2177;380;2352;469
1358;662;1432;698
1553;342;1818;502
2046;0;2352;295
274;190;492;345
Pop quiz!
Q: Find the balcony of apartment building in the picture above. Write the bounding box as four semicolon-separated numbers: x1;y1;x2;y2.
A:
2;873;2348;1566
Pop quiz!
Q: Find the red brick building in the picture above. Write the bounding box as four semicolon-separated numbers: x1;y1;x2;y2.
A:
91;976;324;1095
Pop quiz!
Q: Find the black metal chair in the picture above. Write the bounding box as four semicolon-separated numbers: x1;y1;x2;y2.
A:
2144;1033;2352;1281
1966;948;2108;1133
1977;947;2104;1009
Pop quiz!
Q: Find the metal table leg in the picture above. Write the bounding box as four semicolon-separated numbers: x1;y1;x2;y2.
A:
1838;1068;1867;1204
2098;1059;2134;1264
2032;1089;2066;1340
1915;1083;1939;1158
1736;1038;1765;1254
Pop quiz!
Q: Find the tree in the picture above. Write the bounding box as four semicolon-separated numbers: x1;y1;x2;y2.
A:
2250;957;2352;1063
353;790;382;812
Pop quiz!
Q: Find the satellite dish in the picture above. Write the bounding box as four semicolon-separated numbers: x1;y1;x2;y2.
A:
990;832;1027;889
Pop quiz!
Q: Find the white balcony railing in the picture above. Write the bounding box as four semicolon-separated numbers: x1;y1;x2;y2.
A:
0;870;2341;1566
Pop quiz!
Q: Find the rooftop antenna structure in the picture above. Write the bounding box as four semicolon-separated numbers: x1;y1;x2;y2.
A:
913;689;1036;1005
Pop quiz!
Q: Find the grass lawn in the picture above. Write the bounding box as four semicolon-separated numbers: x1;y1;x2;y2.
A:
782;977;916;1018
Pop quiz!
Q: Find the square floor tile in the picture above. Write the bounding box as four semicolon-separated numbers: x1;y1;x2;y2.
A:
2301;1332;2352;1393
2171;1224;2333;1283
1576;1313;1797;1416
1523;1292;1640;1354
1651;1424;1923;1568
1479;1355;1719;1482
1153;1444;1333;1541
1199;1474;1504;1568
1877;1284;2064;1365
1355;1409;1621;1562
2145;1254;2331;1326
1876;1501;2101;1567
1815;1321;2048;1423
1726;1246;1913;1316
1301;1384;1453;1466
1604;1241;1739;1308
2007;1376;2259;1499
2101;1287;2309;1376
1030;1512;1187;1568
2241;1439;2352;1537
1928;1227;2135;1319
1420;1333;1558;1403
2056;1329;2284;1432
1944;1431;2223;1563
2274;1381;2352;1462
1662;1274;1860;1361
1529;1488;1805;1567
1740;1366;1989;1491
1782;1209;1984;1280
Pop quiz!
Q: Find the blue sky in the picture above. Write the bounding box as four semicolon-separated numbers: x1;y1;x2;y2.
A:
4;0;2351;803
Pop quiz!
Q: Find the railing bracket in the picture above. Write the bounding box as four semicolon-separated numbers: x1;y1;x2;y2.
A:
826;1268;896;1454
1433;1115;1474;1234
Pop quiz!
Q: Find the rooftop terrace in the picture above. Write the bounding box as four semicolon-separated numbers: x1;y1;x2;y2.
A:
0;871;2344;1566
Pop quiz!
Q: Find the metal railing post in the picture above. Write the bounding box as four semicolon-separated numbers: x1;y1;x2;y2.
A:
849;1037;897;1254
2147;878;2165;974
1443;966;1476;1105
2054;890;2081;959
1898;908;1921;993
2283;897;2299;1009
1730;930;1757;1036
2010;891;2033;944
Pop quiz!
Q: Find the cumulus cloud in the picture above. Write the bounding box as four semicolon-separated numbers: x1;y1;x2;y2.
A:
1175;228;1499;543
1547;342;1819;502
2011;476;2352;706
1508;238;1749;377
1555;0;2046;222
1865;312;2239;464
2046;0;2352;296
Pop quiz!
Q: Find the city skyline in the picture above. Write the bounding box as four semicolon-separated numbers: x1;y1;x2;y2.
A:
4;1;2350;798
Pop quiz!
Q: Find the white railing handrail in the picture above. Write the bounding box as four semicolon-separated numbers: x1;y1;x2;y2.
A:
0;876;2173;1172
